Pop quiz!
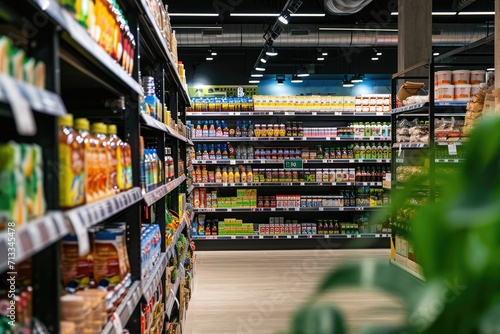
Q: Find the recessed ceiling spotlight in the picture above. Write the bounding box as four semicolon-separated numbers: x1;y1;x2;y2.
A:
351;74;363;83
265;45;278;56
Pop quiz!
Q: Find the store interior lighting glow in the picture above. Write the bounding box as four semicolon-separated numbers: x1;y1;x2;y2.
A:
371;57;379;61
319;27;398;32
487;68;495;71
251;72;263;77
211;51;217;56
376;52;382;56
291;75;303;83
391;12;457;16
255;66;266;71
265;45;278;56
231;13;324;17
278;13;290;24
433;52;440;56
317;56;325;61
322;51;328;56
342;75;354;88
260;55;268;63
169;13;219;17
458;11;495;15
351;74;363;83
249;80;261;83
206;57;213;61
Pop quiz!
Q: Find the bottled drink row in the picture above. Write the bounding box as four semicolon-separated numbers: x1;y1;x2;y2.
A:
193;188;387;209
193;143;392;161
193;165;390;184
58;114;134;209
193;120;391;138
139;141;179;193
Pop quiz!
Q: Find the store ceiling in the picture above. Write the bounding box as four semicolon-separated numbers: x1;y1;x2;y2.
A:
166;0;495;85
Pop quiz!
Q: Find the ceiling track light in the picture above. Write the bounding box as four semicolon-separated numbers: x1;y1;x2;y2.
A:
351;74;363;83
297;66;309;77
265;44;278;56
255;66;266;71
260;55;269;63
251;72;264;77
291;74;303;83
249;79;261;84
206;57;214;61
342;75;354;88
278;0;303;25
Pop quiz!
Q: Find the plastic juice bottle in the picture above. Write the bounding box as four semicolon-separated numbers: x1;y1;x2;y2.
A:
209;144;216;160
106;124;122;194
209;120;216;137
151;149;160;186
227;142;235;159
202;121;209;137
75;118;97;203
58;114;85;208
139;136;146;192
215;144;222;160
246;166;253;183
247;120;254;137
228;167;234;183
215;120;223;137
195;166;202;183
121;140;133;190
359;143;365;159
215;167;222;183
234;167;241;183
240;166;247;183
365;143;372;159
235;121;242;137
201;165;208;183
202;145;209;160
91;122;110;198
222;167;228;183
222;121;229;137
195;122;202;137
241;120;248;137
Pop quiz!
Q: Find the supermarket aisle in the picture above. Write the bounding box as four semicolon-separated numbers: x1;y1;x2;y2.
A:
184;249;406;334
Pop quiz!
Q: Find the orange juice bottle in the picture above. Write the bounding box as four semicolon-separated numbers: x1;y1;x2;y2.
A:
121;140;133;189
75;118;97;203
58;114;85;208
90;122;110;198
107;124;122;194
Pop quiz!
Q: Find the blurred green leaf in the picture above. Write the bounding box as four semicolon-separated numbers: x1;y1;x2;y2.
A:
478;304;500;334
292;304;345;334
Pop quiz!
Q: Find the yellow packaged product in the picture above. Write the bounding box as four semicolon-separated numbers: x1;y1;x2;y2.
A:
0;142;26;228
58;114;85;208
0;36;12;74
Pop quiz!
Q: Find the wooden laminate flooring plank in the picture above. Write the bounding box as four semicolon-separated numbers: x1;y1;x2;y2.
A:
184;250;406;334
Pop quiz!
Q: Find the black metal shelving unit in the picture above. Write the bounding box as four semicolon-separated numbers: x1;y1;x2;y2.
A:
0;0;193;332
388;34;494;279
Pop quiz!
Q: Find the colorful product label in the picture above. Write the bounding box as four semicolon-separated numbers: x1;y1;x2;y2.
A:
59;143;85;208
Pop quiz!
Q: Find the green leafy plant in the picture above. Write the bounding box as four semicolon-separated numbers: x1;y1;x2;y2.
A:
279;115;500;334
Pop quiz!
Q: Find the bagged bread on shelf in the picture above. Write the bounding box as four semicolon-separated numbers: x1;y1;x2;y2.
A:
464;86;489;133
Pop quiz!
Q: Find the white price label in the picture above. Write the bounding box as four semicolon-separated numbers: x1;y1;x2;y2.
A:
454;159;459;163
302;137;307;141
376;159;382;163
259;236;264;239
231;236;236;239
335;137;340;141
349;159;354;163
199;183;205;187
326;137;331;141
375;234;381;238
319;207;324;211
300;182;305;186
229;112;234;116
66;211;91;256
359;159;364;162
398;145;402;156
0;75;36;136
347;235;352;238
230;183;235;187
376;112;384;116
339;207;344;211
312;112;317;115
287;235;291;239
448;143;457;156
271;208;276;211
289;137;294;141
230;160;236;165
335;112;342;116
347;182;352;186
235;112;241;116
112;312;123;334
227;208;232;212
269;112;274;115
325;235;330;238
363;182;368;186
223;183;228;187
285;112;295;115
294;235;299;239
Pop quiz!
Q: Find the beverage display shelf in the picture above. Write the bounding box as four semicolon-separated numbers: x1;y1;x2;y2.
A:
193;206;386;213
65;187;143;230
143;175;187;207
101;281;142;334
193;233;392;240
192;181;383;188
0;74;67;135
135;0;190;104
0;212;66;272
192;136;391;142
187;111;391;117
391;101;467;115
192;159;391;165
31;0;143;95
393;143;428;148
142;253;167;303
166;125;189;142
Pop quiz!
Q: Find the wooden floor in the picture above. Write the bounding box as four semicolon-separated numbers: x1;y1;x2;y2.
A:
184;249;407;334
